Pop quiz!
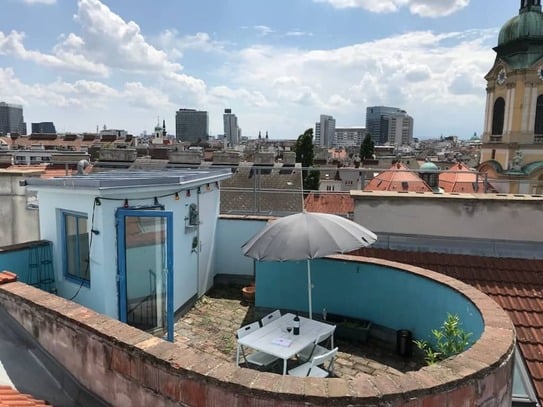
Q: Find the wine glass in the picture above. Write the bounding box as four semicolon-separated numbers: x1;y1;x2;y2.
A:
286;326;293;337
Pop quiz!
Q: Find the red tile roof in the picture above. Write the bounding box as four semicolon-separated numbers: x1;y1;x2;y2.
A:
364;162;432;192
439;162;497;193
304;192;354;215
352;247;543;405
0;386;48;406
0;272;17;285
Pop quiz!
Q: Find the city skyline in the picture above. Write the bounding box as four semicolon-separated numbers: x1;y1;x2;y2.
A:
0;0;519;139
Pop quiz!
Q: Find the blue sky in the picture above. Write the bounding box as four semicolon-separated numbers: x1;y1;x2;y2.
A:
0;0;520;140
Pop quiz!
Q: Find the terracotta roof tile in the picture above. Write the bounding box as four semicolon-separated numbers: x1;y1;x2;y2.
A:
364;162;433;192
439;162;497;193
304;192;354;215
0;386;48;406
352;247;543;405
0;272;17;285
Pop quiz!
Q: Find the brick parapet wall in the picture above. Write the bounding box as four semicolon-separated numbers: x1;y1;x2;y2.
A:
0;262;515;407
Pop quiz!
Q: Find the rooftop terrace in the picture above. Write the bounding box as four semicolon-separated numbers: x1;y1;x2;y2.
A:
174;283;425;378
0;251;516;406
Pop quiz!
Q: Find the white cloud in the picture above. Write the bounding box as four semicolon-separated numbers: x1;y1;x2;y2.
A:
21;0;56;4
157;30;226;56
286;31;314;37
0;30;109;76
313;0;470;17
214;28;494;137
73;0;183;73
253;25;275;37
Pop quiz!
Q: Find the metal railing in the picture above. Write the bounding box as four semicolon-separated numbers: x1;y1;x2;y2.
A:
127;269;157;332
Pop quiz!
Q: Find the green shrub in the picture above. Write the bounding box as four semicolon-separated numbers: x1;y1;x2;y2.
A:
414;313;473;365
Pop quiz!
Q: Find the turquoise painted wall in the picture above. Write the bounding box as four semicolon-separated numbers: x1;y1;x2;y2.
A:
0;248;31;281
0;242;54;287
255;258;483;343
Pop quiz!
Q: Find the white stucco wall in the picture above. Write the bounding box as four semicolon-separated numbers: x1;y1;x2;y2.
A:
31;182;224;319
214;216;270;278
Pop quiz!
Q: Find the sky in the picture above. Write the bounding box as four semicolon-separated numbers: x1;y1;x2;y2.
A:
0;0;521;140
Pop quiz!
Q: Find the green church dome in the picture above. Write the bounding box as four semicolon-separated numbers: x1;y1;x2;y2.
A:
420;160;439;172
498;9;543;46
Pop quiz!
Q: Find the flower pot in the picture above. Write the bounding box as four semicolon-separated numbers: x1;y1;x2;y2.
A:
242;285;255;303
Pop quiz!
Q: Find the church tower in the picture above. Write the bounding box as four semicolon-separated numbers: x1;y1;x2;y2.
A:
480;0;543;182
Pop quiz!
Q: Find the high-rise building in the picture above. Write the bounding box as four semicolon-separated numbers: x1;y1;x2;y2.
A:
335;127;368;148
365;106;413;146
223;109;241;147
31;122;56;134
0;102;26;135
175;109;209;142
314;115;336;147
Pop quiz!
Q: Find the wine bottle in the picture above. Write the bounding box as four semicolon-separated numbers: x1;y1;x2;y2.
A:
293;314;300;335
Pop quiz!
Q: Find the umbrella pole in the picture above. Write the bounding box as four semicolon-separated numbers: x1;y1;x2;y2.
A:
307;260;312;319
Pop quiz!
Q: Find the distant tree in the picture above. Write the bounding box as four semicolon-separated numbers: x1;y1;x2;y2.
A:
360;134;375;160
294;128;320;192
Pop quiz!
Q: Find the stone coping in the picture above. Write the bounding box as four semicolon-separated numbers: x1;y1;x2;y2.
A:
0;255;516;405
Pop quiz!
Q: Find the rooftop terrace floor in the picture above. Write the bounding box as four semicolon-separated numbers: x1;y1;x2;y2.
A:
174;284;425;378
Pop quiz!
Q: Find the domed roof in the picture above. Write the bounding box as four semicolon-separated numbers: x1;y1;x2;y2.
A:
420;160;439;172
498;8;543;46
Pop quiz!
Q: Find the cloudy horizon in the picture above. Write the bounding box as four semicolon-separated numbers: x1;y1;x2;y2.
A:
0;0;519;139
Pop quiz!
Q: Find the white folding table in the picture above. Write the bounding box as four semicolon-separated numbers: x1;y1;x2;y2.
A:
236;312;335;375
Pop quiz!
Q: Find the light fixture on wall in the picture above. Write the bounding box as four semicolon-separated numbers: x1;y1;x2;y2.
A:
154;197;160;206
186;190;191;197
197;187;201;194
206;183;211;191
123;199;129;208
215;181;220;189
174;192;180;201
188;203;199;226
94;197;101;206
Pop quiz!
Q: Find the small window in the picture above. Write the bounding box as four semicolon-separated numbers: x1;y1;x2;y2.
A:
61;210;90;285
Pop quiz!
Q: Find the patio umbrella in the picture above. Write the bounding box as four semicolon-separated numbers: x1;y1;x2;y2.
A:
241;211;377;319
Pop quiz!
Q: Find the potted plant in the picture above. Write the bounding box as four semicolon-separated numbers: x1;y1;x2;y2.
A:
326;314;372;342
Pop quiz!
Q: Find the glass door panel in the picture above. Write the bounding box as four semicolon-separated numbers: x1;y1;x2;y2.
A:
117;209;173;341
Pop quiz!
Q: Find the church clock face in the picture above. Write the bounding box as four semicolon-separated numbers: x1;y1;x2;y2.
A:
538;65;543;81
496;68;507;85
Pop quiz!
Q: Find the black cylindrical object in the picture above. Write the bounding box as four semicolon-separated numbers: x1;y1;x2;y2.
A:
396;329;413;357
293;314;300;335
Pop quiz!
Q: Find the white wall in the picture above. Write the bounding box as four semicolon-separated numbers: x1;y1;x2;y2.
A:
34;184;223;319
214;217;270;278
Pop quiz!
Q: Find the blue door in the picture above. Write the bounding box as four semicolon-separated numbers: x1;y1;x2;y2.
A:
116;209;174;342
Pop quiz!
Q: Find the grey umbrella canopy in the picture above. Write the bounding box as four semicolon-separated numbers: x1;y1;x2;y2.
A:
241;211;377;318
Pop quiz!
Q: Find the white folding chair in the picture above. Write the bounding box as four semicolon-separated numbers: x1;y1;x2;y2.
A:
297;326;336;362
288;347;338;378
260;309;281;327
237;322;279;368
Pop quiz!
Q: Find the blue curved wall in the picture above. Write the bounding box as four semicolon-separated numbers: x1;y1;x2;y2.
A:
255;258;483;343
